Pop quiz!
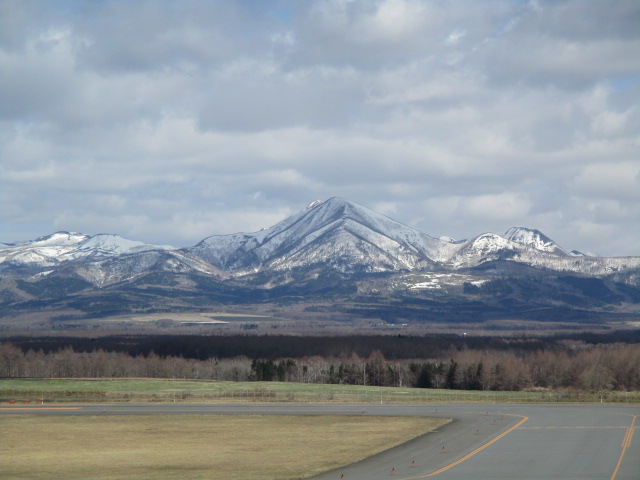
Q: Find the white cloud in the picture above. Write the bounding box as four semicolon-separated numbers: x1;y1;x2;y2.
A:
1;0;639;256
424;193;531;225
466;193;532;222
445;29;466;46
356;0;431;42
572;161;640;201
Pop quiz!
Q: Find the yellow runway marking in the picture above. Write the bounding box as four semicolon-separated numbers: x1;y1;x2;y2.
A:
610;415;636;480
397;415;529;479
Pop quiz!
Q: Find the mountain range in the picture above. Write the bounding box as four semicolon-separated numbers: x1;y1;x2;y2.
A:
2;197;639;327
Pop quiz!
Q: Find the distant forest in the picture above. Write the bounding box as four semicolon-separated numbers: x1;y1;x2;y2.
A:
2;331;639;391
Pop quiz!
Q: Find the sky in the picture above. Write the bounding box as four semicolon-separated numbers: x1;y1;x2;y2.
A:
1;0;639;257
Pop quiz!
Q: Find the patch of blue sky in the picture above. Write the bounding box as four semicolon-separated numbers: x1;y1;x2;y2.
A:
610;75;640;92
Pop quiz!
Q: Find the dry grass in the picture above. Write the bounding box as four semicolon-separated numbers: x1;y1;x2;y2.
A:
1;415;448;480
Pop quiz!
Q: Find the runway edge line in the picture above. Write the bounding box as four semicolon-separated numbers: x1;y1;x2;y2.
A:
399;414;529;480
610;415;636;480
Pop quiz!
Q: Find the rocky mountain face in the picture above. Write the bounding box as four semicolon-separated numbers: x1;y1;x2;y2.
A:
2;197;639;324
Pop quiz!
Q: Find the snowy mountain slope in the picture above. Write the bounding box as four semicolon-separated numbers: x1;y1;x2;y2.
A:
264;217;432;273
186;198;640;282
72;249;226;287
0;231;175;269
75;234;174;257
442;226;640;277
445;233;520;268
510;250;640;277
0;232;90;266
504;227;568;255
2;198;639;291
443;228;576;269
189;197;451;274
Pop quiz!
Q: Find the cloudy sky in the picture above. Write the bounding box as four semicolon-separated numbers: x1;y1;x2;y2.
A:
1;0;639;256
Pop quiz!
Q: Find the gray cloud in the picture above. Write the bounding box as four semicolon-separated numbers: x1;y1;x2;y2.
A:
1;0;639;257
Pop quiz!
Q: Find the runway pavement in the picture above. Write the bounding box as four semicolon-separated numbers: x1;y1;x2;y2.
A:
1;402;638;479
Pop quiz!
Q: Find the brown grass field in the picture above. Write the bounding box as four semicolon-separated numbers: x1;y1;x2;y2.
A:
1;414;448;480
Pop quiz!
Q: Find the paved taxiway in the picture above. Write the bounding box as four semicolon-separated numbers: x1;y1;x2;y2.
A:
2;402;638;479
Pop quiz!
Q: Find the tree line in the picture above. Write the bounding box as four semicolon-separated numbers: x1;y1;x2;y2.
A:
5;330;638;360
1;340;638;392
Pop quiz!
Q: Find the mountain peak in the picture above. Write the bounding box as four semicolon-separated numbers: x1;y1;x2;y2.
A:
304;199;324;210
0;231;175;270
31;231;89;246
189;197;444;273
77;234;174;255
503;227;567;255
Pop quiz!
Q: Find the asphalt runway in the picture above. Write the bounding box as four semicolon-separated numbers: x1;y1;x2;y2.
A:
1;402;638;479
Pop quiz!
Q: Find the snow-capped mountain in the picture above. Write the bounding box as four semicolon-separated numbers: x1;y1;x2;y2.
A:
0;231;174;268
446;233;519;268
183;197;639;284
443;227;640;277
503;227;567;255
188;197;451;275
2;197;640;325
74;234;175;257
2;198;639;288
72;249;226;287
0;231;229;287
0;232;89;267
444;227;571;269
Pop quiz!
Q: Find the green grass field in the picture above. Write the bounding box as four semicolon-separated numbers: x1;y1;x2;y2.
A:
1;415;448;480
1;378;638;404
